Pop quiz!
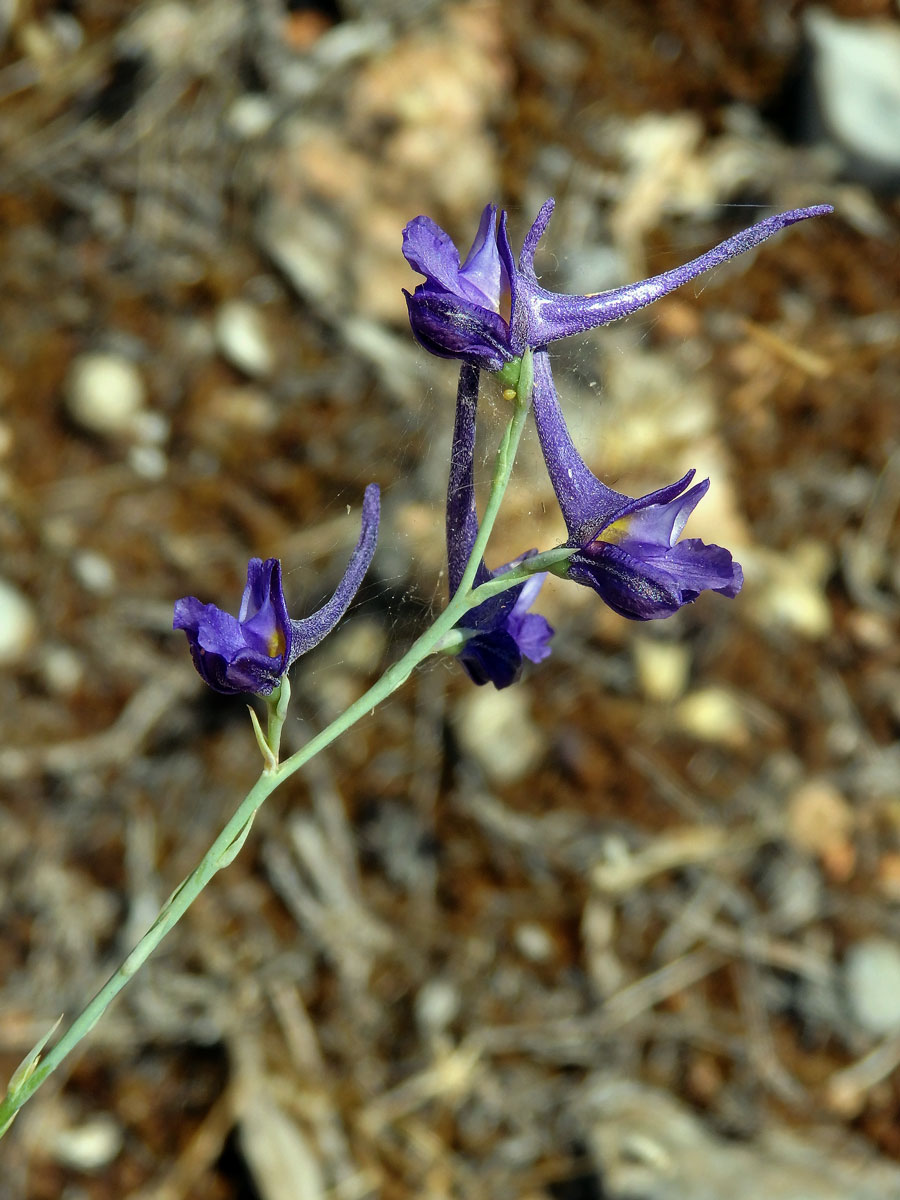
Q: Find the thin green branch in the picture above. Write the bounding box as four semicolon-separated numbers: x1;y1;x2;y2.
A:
0;353;539;1135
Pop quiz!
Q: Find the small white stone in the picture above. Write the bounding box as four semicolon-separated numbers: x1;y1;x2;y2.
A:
327;617;386;673
227;94;276;139
786;780;854;857
129;409;169;445
416;978;460;1034
675;687;748;747
38;643;84;695
0;578;37;665
754;576;832;640
749;542;833;640
807;9;900;171
844;938;900;1036
454;686;546;784
206;386;277;433
51;1114;122;1171
72;550;115;595
128;443;168;480
215;300;274;378
632;638;691;703
65;352;146;438
122;1;193;67
514;922;554;963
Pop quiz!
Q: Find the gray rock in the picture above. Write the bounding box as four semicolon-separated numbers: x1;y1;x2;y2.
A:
843;937;900;1037
582;1078;900;1200
65;352;145;438
0;578;37;665
454;686;547;784
214;300;275;378
806;8;900;184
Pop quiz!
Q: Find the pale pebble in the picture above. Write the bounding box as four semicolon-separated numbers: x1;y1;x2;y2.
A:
844;938;900;1036
0;578;37;665
38;643;84;696
72;550;115;595
807;9;900;172
514;922;555;963
454;686;547;784
65;352;145;438
416;978;460;1034
51;1115;123;1171
632;638;691;704
227;94;276;139
675;687;749;748
215;300;274;378
749;541;833;641
128;444;168;480
786;780;854;857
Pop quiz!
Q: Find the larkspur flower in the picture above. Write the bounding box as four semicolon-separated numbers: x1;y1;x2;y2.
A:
174;484;380;695
403;199;833;369
446;365;553;688
532;352;741;619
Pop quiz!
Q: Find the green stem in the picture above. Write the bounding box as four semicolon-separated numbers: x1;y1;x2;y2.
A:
468;544;577;604
266;676;291;764
0;354;536;1135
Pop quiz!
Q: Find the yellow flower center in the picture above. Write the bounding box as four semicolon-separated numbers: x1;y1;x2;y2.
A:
266;628;286;658
597;516;632;545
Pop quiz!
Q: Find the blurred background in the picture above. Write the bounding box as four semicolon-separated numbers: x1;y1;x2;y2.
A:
1;0;899;1196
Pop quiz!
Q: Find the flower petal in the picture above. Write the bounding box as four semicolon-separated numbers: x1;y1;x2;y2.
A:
509;607;554;664
459;204;504;310
402;215;465;294
621;478;709;546
570;536;742;621
237;558;292;660
173;591;287;696
458;628;525;689
404;289;513;371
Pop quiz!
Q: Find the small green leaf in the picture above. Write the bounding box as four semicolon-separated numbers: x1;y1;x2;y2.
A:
248;706;277;772
0;1015;63;1135
216;814;255;870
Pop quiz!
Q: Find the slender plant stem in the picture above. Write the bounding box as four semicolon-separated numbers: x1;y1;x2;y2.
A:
0;354;538;1135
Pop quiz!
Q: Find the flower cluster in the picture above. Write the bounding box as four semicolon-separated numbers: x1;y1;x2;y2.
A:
175;197;831;698
404;198;831;680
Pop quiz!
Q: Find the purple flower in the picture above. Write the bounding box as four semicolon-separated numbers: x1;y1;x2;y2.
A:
403;205;518;371
447;365;553;688
403;200;833;367
174;485;380;695
532;352;741;620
